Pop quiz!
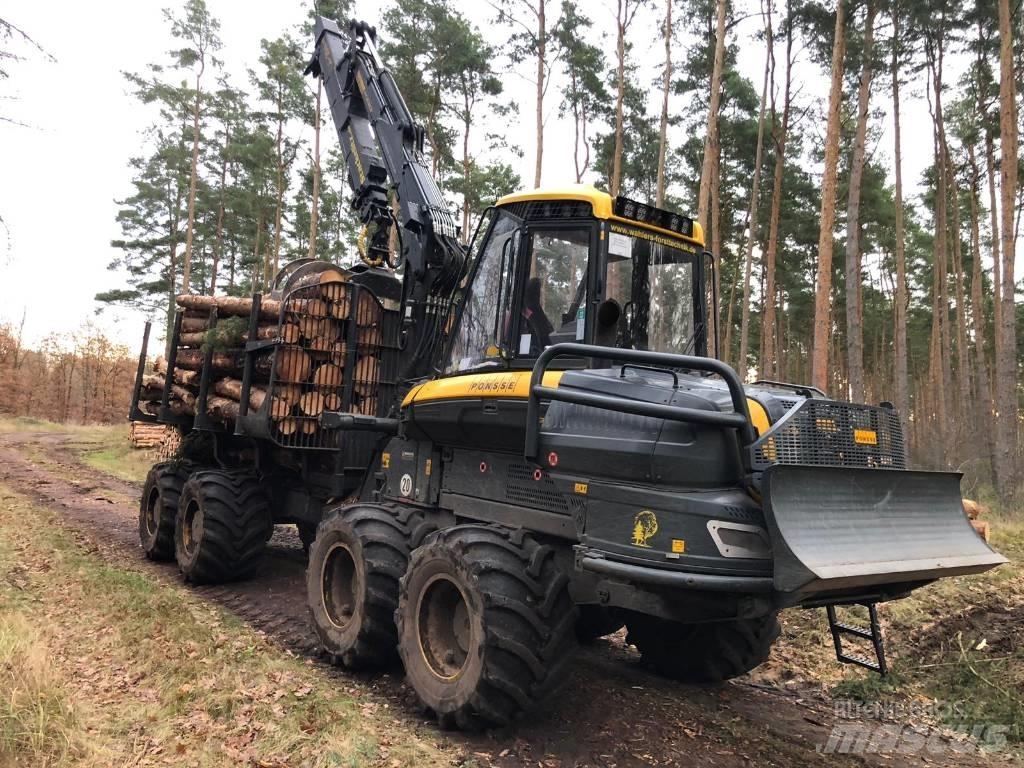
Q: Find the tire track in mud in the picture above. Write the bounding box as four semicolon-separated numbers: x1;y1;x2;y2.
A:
0;429;1014;768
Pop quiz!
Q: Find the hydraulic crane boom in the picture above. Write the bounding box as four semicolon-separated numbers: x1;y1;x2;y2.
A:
306;17;467;379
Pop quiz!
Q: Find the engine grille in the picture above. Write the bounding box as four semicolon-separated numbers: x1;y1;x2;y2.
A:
505;462;570;514
752;399;906;470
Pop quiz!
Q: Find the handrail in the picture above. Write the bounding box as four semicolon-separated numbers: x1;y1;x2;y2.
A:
751;378;827;398
524;343;755;462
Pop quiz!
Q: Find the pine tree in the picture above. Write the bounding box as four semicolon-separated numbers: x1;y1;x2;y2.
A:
252;35;308;286
811;0;846;393
993;0;1018;499
553;1;609;183
843;0;877;403
609;0;648;197
737;0;773;375
167;0;222;295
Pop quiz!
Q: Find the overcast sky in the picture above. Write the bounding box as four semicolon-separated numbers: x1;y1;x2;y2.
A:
0;0;1017;354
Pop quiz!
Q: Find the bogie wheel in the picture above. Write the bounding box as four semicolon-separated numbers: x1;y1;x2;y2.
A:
174;470;271;584
625;612;781;683
397;525;578;730
139;461;193;561
307;503;434;668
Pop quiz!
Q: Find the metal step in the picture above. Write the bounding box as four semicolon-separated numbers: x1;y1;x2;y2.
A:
826;603;888;675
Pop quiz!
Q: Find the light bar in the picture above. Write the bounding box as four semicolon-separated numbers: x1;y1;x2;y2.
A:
613;195;695;238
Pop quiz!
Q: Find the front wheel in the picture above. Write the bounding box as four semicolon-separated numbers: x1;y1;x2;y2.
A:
396;525;577;730
307;503;434;668
625;613;781;683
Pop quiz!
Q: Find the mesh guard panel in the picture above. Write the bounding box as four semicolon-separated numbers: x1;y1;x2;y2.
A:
262;279;400;449
752;399;906;471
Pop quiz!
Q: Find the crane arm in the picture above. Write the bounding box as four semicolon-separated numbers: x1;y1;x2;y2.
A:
306;17;467;380
307;18;464;278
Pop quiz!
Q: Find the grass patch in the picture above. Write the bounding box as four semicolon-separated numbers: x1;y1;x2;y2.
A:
0;614;83;766
75;424;152;484
0;416;85;435
0;484;456;767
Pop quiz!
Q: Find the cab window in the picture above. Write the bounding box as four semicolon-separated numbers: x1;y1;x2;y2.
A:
517;228;589;357
446;211;520;372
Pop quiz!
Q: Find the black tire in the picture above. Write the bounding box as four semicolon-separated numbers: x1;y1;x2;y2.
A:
307;503;434;668
396;525;578;730
625;612;781;683
575;605;625;644
139;461;193;561
174;470;271;584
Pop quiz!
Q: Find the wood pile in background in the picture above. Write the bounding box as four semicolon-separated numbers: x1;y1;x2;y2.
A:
128;421;169;450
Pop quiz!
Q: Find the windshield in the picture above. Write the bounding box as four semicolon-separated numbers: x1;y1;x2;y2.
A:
605;225;701;355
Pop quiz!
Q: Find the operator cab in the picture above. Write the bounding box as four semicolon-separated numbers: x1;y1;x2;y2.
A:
444;185;710;374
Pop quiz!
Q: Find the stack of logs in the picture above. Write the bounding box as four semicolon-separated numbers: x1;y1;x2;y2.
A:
136;268;384;442
128;421;170;450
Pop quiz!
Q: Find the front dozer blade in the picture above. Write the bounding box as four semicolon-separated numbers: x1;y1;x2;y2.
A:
762;465;1006;597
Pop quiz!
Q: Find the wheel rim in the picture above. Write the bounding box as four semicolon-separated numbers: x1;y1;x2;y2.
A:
181;499;201;557
144;487;160;538
321;542;358;629
416;574;472;681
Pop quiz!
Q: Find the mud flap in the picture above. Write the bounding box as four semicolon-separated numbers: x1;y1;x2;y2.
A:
762;465;1006;596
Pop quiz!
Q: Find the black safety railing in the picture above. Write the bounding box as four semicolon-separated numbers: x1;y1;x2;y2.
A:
525;343;756;468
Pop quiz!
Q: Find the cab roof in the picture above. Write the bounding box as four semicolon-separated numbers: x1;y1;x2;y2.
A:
496;184;705;248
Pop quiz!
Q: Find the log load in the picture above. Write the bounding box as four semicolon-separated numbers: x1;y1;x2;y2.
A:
176;293;282;320
139;273;391;443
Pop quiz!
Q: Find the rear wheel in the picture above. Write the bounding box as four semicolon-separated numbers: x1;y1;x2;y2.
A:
625;613;781;682
174;470;271;584
307;503;434;668
396;525;577;730
139;461;193;561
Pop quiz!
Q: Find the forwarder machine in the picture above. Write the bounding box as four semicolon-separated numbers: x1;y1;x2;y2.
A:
131;16;1005;729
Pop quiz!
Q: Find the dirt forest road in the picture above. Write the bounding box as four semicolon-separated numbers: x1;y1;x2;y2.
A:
0;428;1016;768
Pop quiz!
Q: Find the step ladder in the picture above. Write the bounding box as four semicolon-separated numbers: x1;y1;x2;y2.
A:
826;603;888;675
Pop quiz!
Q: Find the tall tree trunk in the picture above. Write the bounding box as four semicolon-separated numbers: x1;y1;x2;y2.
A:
610;0;628;197
945;144;971;421
710;142;722;357
844;0;876;403
697;0;727;234
811;0;846;393
986;132;1002;336
571;72;584;183
210;127;230;296
272;85;285;282
761;0;792;380
462;82;472;243
738;0;772;376
927;29;954;455
655;0;672;208
182;63;205;295
891;3;910;448
307;80;322;260
994;0;1019;500
534;0;546;188
968;142;996;470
